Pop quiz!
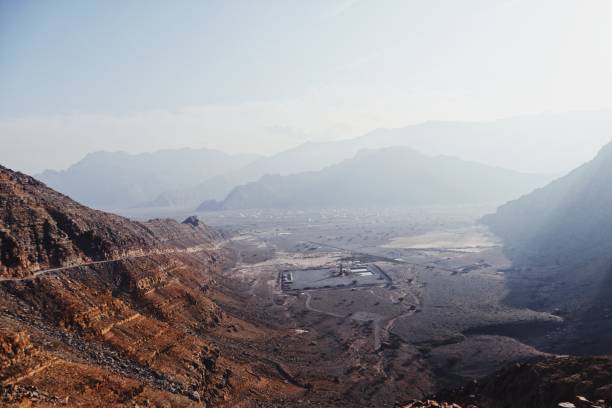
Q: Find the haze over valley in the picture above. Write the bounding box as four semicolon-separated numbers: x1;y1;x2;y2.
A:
2;1;612;407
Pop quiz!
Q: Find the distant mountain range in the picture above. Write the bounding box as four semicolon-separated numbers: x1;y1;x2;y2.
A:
36;110;612;210
36;148;260;209
197;147;553;211
153;110;612;209
147;139;377;208
350;109;612;174
482;140;612;354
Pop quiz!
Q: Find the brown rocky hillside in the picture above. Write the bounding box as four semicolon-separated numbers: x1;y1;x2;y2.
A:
0;165;217;279
0;165;300;406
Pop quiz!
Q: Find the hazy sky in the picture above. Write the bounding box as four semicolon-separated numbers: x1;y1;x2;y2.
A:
1;0;612;173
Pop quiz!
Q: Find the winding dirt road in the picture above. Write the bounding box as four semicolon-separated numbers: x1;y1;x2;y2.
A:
0;241;226;283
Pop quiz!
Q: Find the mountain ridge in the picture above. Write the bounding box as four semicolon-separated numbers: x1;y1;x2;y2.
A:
36;148;261;210
197;147;553;211
151;110;612;209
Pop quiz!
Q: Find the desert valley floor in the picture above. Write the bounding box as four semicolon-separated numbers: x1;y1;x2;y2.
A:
176;206;567;405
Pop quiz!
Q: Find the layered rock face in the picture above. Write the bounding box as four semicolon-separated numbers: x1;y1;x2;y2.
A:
0;165;298;406
0;252;239;406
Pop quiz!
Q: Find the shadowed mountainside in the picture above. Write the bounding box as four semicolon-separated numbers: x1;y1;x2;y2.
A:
482;141;612;355
483;141;612;267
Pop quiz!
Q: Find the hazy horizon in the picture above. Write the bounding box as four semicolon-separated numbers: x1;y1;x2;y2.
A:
3;108;612;175
2;0;612;174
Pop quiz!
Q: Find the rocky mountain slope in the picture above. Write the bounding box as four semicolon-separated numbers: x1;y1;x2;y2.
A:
0;165;301;406
482;141;612;355
36;148;260;209
0;165;218;279
198;147;552;211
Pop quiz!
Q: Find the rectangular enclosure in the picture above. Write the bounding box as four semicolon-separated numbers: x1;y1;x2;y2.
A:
280;263;389;292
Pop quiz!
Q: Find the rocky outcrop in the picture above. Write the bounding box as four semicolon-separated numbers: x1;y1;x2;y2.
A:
432;356;612;408
182;215;200;227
